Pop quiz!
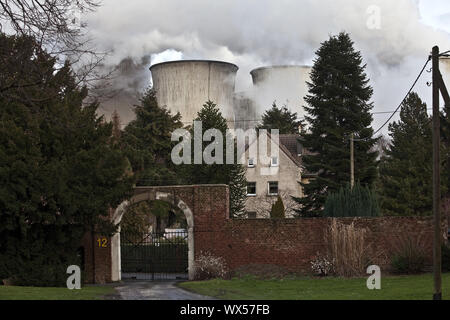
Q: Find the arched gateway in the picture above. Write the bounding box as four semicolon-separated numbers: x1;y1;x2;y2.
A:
82;185;230;284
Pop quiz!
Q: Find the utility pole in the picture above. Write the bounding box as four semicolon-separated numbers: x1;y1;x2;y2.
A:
350;132;355;188
432;45;442;301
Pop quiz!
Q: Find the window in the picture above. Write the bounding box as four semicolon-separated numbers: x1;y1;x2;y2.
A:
247;212;257;219
271;156;279;167
268;181;279;196
248;158;255;168
247;182;256;196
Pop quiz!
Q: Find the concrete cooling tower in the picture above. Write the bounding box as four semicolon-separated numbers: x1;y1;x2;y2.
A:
250;65;311;119
150;60;239;126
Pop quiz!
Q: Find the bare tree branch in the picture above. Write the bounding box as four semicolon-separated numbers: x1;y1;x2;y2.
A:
0;0;109;98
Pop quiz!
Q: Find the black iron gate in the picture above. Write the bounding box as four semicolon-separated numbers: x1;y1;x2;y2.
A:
120;231;188;280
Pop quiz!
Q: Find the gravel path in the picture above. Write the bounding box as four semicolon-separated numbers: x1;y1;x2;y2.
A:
112;281;215;300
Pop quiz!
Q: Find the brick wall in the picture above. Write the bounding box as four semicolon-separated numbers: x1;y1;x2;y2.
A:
195;215;448;274
84;184;449;283
81;232;112;284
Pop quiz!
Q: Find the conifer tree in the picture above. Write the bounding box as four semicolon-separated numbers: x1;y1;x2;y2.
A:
182;101;247;217
121;89;183;186
294;32;378;216
257;103;304;134
323;182;380;217
0;34;133;286
378;92;434;216
270;196;286;219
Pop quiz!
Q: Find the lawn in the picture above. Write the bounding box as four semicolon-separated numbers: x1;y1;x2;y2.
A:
0;285;116;300
178;273;450;300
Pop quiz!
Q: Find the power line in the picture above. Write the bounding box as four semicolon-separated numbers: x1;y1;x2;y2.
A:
352;56;432;142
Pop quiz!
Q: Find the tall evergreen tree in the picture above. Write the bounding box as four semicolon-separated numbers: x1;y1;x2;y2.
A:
379;92;434;216
294;32;378;216
0;34;133;286
257;103;304;134
441;90;450;201
121;89;183;186
182;101;247;217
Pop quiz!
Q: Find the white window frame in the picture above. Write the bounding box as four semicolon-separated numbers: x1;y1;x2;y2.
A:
270;156;279;167
268;181;279;196
247;182;257;196
248;157;255;168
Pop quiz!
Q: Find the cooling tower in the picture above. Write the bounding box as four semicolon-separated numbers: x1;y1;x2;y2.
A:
150;60;239;126
250;65;311;118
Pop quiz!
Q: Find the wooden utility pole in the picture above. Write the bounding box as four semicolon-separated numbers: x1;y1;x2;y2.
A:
432;45;442;301
350;133;355;188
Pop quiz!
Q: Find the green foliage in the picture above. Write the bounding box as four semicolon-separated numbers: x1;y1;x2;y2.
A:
323;183;380;217
270;196;286;219
390;234;427;275
378;92;437;216
295;32;378;217
121;89;183;186
441;92;450;198
257;103;304;134
0;34;133;286
181;101;247;217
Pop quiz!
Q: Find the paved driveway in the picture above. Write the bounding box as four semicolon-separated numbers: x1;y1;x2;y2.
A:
112;281;215;300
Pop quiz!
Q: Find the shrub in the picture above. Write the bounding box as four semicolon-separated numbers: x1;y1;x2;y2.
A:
194;252;228;280
270;196;285;219
323;183;380;217
326;220;372;277
310;253;335;277
390;234;427;274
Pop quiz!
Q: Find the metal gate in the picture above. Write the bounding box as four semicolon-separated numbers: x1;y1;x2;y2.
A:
120;230;188;281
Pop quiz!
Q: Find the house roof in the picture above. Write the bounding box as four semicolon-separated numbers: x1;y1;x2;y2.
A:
244;131;318;177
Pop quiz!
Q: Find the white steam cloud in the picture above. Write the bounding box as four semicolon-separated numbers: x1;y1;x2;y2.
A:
85;0;450;133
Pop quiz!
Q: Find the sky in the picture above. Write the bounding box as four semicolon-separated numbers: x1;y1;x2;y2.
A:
84;0;450;134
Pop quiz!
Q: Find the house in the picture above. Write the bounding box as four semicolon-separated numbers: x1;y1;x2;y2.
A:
243;132;315;218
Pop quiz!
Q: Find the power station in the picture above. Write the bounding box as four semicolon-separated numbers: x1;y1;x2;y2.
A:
150;60;239;127
149;60;312;130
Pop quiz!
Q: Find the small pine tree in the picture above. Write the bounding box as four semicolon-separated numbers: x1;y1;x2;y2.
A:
121;89;183;185
182;101;247;217
270;196;286;219
323;183;380;217
257;103;304;134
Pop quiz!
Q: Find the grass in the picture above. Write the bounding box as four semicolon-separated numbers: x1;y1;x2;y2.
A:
0;285;116;300
178;273;450;300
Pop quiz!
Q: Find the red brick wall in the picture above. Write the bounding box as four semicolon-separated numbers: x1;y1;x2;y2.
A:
84;185;449;283
195;216;448;274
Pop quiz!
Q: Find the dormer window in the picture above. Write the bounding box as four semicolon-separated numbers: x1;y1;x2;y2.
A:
270;156;279;167
248;158;255;168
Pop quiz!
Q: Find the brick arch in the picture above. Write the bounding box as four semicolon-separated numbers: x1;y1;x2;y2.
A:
108;185;229;282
